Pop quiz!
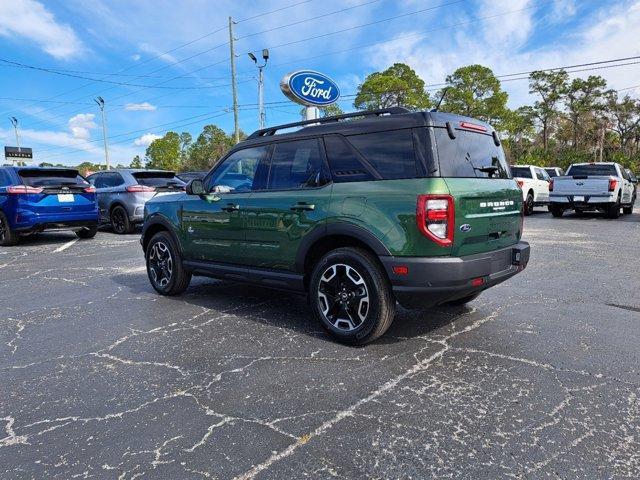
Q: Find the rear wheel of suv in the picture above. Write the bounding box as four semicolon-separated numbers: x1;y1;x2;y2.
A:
309;247;395;345
76;226;98;239
146;231;191;295
0;211;19;246
524;191;534;216
550;205;564;218
111;205;134;234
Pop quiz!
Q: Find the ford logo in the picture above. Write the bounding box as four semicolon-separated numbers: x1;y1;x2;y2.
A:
280;70;340;107
460;224;472;232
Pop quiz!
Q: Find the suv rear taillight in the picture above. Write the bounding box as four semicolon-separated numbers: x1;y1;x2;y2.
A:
7;185;44;194
608;178;617;192
126;185;156;193
548;179;554;192
416;194;454;247
84;186;96;193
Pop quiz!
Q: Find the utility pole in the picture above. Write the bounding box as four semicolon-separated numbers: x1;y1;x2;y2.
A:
94;96;110;170
228;16;240;144
9;117;20;166
248;49;269;130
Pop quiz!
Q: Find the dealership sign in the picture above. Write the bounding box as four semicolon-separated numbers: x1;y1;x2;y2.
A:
280;70;340;107
4;146;33;159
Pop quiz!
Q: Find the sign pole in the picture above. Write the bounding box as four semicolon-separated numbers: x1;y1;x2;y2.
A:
229;17;240;144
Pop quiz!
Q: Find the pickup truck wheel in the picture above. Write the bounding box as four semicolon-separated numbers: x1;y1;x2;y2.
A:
524;192;534;216
605;199;621;219
550;205;564;218
110;205;134;234
309;247;395;345
622;204;633;215
146;232;191;295
0;211;19;246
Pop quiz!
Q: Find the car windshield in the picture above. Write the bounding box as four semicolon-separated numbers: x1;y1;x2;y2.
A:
567;164;617;176
18;169;88;187
510;167;532;178
132;171;184;187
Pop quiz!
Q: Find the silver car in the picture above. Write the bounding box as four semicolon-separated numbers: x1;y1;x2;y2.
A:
87;169;184;234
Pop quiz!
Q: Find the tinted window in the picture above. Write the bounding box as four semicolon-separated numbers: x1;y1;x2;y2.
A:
208;146;269;192
18;169;88;187
347;129;418;180
98;172;125;188
511;166;533;179
324;135;375;183
435;129;509;178
545;168;560;177
267;139;325;190
132;171;183;188
0;170;10;187
535;169;547;181
566;164;617;176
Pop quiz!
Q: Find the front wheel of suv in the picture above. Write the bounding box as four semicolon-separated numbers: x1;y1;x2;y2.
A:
0;211;19;246
146;231;191;295
309;247;395;345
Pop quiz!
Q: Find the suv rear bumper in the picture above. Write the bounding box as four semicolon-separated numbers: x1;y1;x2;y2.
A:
381;242;530;308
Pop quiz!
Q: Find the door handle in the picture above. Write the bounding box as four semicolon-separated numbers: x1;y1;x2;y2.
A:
290;202;315;211
222;203;240;212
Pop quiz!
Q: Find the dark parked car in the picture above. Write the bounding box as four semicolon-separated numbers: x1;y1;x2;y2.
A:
87;169;184;234
141;108;530;345
0;167;98;246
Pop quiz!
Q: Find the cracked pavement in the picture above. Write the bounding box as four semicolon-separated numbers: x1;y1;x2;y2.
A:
1;206;639;479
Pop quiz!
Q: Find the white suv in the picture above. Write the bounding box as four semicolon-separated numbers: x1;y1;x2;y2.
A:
510;165;551;215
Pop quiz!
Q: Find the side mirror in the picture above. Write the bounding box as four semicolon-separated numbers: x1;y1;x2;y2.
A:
185;179;205;196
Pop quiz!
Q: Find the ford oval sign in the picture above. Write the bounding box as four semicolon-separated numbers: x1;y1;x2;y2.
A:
280;70;340;107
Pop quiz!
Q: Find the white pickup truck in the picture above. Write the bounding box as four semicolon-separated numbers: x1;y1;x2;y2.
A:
510;165;551;215
548;162;635;218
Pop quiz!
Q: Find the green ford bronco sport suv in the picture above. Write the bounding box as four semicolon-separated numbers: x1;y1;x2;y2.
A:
141;108;530;345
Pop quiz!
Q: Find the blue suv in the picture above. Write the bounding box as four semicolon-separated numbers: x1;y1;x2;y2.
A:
0;166;99;246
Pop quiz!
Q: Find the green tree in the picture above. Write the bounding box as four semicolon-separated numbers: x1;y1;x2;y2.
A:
299;103;345;119
354;63;430;111
145;132;182;171
502;106;536;163
440;65;509;125
564;75;607;150
185;125;233;171
605;92;640;156
130;155;144;169
38;162;54;168
528;69;568;150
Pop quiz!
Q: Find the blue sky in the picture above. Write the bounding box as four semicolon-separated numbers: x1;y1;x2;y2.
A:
0;0;639;167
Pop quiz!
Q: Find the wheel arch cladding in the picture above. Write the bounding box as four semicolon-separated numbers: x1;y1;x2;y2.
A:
142;215;179;253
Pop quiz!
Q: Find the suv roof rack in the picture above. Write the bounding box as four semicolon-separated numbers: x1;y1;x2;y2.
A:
246;106;410;140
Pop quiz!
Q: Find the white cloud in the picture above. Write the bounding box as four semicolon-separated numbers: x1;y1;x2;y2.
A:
131;53;141;61
134;133;161;147
0;0;84;59
68;113;97;140
125;102;157;111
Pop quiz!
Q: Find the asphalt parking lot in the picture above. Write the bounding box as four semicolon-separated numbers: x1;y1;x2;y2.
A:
1;204;639;479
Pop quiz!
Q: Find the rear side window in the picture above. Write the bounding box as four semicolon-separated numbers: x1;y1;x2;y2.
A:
435;129;510;179
566;164;617;176
0;170;11;187
324;135;375;183
132;171;183;188
267;139;326;190
18;169;88;187
346;129;418;180
511;167;532;178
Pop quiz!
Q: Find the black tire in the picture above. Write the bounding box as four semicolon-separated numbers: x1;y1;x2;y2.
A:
605;198;621;219
0;211;19;246
76;225;98;239
309;247;395;345
146;231;191;295
623;204;633;215
446;292;481;306
524;191;534;216
110;205;134;234
550;205;564;218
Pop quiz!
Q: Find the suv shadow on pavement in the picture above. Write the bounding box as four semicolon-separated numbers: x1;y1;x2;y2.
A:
111;272;466;345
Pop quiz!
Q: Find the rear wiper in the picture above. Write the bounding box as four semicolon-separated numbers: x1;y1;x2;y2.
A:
476;165;500;177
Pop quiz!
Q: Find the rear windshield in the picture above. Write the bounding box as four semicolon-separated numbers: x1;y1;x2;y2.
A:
566;164;617;176
132;171;184;187
18;169;88;187
511;166;532;178
434;128;510;179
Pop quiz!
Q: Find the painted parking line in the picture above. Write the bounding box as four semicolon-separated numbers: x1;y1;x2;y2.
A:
53;238;79;253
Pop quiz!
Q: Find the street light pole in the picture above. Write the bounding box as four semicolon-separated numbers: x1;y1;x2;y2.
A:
248;49;269;130
94;96;110;170
9;117;20;149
